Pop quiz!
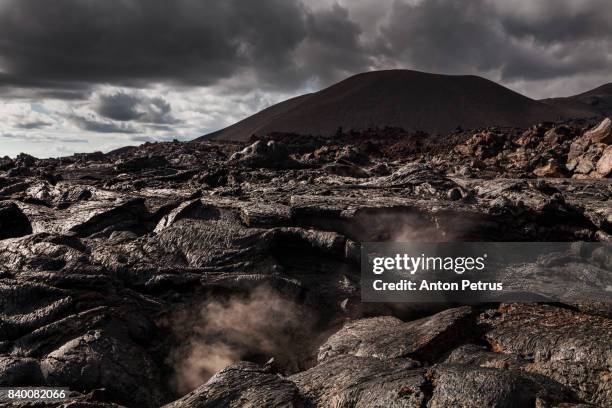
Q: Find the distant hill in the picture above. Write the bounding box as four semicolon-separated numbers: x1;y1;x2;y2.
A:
199;70;596;142
543;83;612;118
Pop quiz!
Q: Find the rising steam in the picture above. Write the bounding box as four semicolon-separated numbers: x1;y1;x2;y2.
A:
165;286;317;394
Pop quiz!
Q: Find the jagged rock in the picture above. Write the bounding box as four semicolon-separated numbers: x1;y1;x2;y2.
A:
516;125;546;148
0;233;89;272
93;206;273;272
67;198;149;237
15;153;37;168
596;145;612;177
41;330;164;407
229;140;301;169
444;344;526;370
318;306;475;363
154;199;202;233
55;186;93;209
543;125;573;145
584;117;612;144
0;356;43;386
114;155;169;172
0;202;32;239
322;162;370;178
427;364;579;407
567;136;592;168
290;355;425;408
572;143;607;176
239;202;292;227
366;163;455;191
533;159;565;177
6;166;33;178
455;131;504;159
567;119;612;177
0;156;15;171
482;304;612;406
369;162;391;176
74;151;106;163
335;146;369;165
164;362;301;408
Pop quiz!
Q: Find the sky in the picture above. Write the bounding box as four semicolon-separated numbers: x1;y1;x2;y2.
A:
1;0;611;158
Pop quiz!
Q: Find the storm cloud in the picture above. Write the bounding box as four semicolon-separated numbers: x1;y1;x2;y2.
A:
0;0;310;91
0;0;610;157
95;92;176;124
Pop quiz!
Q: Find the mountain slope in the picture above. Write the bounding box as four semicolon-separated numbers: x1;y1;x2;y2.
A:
201;70;582;141
543;83;612;118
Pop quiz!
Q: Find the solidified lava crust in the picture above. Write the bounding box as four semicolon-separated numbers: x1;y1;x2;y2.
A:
0;119;611;407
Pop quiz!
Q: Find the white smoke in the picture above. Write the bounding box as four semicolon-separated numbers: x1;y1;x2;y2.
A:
165;286;318;394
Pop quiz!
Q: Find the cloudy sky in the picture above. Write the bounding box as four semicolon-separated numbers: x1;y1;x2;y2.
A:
1;0;611;158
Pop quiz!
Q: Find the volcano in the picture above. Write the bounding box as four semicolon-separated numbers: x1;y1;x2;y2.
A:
202;69;592;141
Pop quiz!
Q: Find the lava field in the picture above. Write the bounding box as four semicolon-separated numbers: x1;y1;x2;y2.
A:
0;119;611;407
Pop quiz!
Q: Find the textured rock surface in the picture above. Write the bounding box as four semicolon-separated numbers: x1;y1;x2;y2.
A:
291;355;425;408
0;121;610;407
482;304;612;406
317;306;475;363
427;364;578;407
164;362;301;408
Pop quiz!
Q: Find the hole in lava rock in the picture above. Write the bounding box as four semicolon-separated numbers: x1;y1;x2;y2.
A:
161;285;330;395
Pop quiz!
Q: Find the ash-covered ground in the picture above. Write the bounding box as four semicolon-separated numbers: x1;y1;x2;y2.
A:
0;118;611;407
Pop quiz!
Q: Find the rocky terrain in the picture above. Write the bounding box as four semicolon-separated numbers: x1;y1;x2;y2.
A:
0;118;611;407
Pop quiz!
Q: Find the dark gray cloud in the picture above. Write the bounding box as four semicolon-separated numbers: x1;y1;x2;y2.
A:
1;132;87;144
377;0;612;82
16;120;52;129
96;92;176;124
0;0;609;99
296;4;369;86
70;115;137;134
0;0;309;94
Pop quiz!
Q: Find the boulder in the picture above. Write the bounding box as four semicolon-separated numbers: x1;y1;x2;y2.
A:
290;355;425;408
455;131;504;159
0;202;32;239
568;143;607;177
335;146;370;165
318;306;475;363
444;344;525;370
41;330;164;407
74;151;106;163
516;126;543;148
114;155;169;172
567;118;612;176
15;153;37;168
0;156;15;171
542;125;573;145
428;364;579;408
322;162;370;178
0;356;43;386
164;362;301;408
229;140;301;169
584;117;612;144
596;145;612;177
533;159;566;178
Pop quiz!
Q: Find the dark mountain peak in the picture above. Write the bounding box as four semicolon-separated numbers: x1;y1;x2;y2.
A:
201;69;586;142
